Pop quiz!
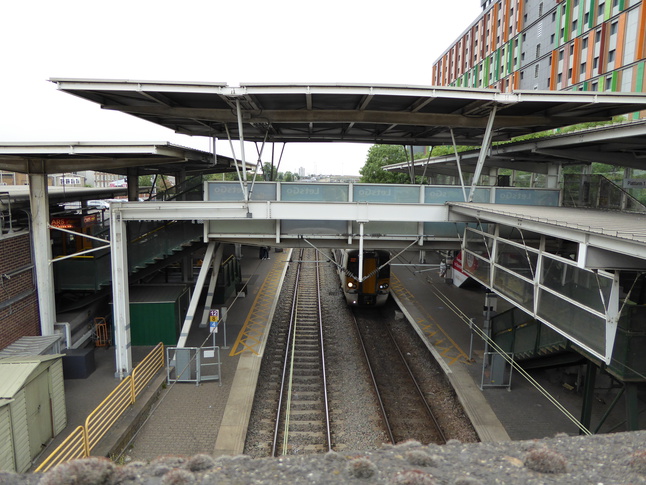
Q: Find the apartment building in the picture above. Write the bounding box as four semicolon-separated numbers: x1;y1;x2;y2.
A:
432;0;646;96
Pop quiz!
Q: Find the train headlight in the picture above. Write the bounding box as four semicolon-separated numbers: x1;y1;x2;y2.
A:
347;281;356;289
379;283;389;289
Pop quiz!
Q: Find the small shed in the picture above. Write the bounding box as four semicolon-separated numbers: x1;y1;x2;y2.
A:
0;355;66;473
126;285;190;346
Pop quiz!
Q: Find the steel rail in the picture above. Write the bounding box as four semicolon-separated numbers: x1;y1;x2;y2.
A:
383;323;447;444
315;250;333;452
271;248;303;457
351;312;396;444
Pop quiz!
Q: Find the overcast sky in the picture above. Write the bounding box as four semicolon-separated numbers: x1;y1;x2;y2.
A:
1;0;482;176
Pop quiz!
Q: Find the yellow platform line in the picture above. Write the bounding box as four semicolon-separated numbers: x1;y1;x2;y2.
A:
391;274;471;365
229;253;289;356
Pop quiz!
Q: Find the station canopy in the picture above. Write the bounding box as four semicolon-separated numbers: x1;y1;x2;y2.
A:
0;142;245;176
384;118;646;176
50;79;646;146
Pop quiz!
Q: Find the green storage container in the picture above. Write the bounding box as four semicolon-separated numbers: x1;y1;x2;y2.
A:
127;285;190;346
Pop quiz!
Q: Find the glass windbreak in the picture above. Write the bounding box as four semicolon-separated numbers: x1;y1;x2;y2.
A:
354;185;420;203
465;229;493;260
424;186;490;204
464;253;491;286
494;188;560;206
281;184;349;202
493;266;534;313
541;255;612;314
538;289;606;356
207;182;277;201
496;240;537;280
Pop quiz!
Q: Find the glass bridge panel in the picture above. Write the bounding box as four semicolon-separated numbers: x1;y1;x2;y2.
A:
495;188;560;206
207;182;277;201
353;184;420;203
424;186;490;203
281;183;349;202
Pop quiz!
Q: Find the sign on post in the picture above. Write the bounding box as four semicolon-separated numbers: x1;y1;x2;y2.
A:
209;309;219;333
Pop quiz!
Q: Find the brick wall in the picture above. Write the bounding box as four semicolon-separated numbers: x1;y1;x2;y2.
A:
0;231;40;349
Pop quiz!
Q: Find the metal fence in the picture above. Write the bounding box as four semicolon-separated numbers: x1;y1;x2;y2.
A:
35;343;165;473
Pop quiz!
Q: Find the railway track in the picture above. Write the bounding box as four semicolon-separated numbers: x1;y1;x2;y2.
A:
352;307;447;445
271;248;332;456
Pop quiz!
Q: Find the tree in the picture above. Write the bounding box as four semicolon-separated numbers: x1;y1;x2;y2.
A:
359;145;414;183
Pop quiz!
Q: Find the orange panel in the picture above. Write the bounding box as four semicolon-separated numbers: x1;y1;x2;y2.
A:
616;12;627;67
572;37;581;81
550;51;559;90
637;3;646;60
586;32;595;79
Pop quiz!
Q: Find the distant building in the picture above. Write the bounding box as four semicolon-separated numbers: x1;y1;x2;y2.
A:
433;0;646;96
298;167;306;178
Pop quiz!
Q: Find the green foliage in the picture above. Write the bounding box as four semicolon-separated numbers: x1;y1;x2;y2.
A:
359;145;414;183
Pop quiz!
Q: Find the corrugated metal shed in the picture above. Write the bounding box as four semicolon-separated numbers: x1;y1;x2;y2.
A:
0;355;66;473
0;336;61;358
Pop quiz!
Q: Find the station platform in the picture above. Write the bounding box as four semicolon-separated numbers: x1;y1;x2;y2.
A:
33;246;624;470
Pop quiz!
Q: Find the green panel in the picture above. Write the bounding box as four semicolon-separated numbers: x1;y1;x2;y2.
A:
484;57;490;86
517;36;522;69
474;64;479;87
605;0;612;20
495;49;501;82
507;42;513;75
599;75;606;90
130;302;180;346
636;61;645;92
619;0;625;10
588;0;596;28
578;0;585;35
611;70;619;91
564;0;572;42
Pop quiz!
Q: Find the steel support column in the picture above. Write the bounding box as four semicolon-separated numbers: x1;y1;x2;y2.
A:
177;241;222;348
110;208;132;378
468;106;497;202
28;170;56;336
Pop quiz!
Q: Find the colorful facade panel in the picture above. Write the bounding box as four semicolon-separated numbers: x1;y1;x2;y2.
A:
433;0;646;94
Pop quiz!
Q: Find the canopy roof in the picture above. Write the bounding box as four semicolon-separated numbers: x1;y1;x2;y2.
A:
0;142;247;175
384;119;646;176
50;79;646;146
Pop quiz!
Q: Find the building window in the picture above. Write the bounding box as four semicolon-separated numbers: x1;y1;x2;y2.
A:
536;44;541;57
593;56;599;68
568;68;573;79
574;0;579;6
522;51;526;60
580;62;586;72
522;33;527;41
524;14;528;23
610;21;618;35
557;73;563;83
521;70;525;80
561;27;565;38
582;37;588;49
608;49;616;62
591;81;598;90
613;0;619;7
584;12;590;25
552;11;557;22
559;50;564;60
547;78;551;87
598;3;605;17
535;64;540;77
606;75;613;90
572;19;578;31
539;2;544;16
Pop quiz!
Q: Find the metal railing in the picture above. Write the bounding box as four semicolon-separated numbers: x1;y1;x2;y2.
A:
35;343;165;472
